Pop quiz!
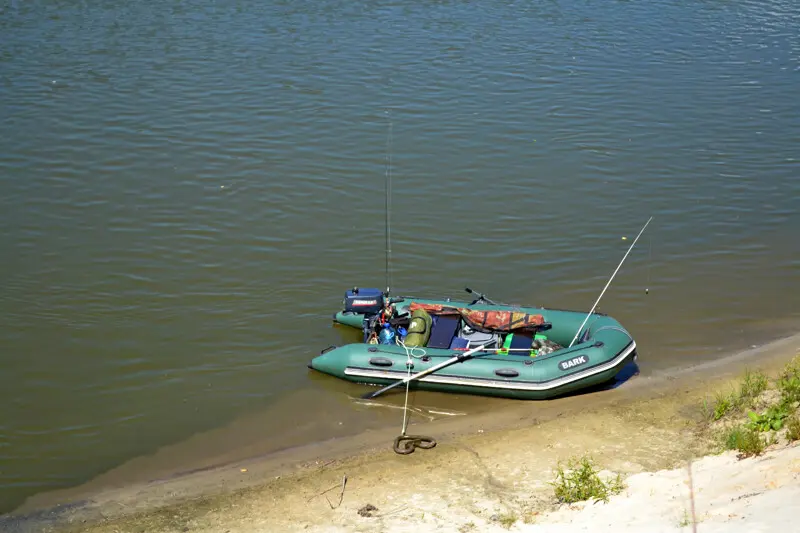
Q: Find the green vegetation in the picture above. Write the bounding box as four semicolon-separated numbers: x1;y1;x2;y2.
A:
712;391;732;420
739;369;769;404
722;426;766;458
707;369;768;421
705;360;800;456
551;456;624;504
747;405;789;432
496;512;518;529
786;417;800;442
777;356;800;407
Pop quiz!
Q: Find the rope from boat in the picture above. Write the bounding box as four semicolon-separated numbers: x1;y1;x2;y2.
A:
393;434;437;454
395;339;427;360
372;345;427;359
400;340;412;435
393;339;436;455
408;345;427;359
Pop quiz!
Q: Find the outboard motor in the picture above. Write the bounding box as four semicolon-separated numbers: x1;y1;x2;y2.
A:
343;287;384;316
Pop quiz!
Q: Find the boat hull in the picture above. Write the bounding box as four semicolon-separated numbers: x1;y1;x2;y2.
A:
312;297;638;400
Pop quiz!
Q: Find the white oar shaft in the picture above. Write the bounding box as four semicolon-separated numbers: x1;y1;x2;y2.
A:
568;217;653;348
453;348;541;353
364;344;487;399
400;343;487;384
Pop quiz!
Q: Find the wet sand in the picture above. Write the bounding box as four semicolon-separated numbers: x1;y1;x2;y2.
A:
3;332;799;533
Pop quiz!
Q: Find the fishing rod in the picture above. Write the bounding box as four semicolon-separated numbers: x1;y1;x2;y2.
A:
568;216;653;348
384;112;393;296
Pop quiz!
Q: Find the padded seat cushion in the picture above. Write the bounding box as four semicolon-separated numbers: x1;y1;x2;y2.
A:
427;315;461;349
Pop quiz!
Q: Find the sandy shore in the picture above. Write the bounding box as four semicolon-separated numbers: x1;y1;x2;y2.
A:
4;333;799;533
533;445;800;533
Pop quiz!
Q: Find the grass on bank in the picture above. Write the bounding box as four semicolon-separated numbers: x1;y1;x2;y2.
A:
786;417;800;441
720;426;766;458
551;455;624;504
704;356;800;458
703;369;768;421
496;512;518;529
777;355;800;406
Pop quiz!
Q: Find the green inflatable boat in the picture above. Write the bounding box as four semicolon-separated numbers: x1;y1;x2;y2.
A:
308;288;638;400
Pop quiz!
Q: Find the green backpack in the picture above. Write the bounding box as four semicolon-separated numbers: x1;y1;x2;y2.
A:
403;309;432;347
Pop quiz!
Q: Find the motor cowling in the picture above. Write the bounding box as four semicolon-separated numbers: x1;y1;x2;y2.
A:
344;287;384;315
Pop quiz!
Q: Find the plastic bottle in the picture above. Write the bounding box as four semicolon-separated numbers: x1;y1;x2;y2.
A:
378;323;396;345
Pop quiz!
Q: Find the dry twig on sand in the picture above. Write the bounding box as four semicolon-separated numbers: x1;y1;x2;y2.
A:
326;475;347;509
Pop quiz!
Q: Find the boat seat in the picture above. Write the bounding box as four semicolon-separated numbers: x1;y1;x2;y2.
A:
460;326;500;349
449;337;469;350
508;332;533;350
427;315;461;349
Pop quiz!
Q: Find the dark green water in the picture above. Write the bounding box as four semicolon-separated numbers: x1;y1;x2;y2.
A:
1;0;799;514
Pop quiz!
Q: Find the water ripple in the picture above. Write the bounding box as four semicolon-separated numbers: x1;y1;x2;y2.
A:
1;0;799;515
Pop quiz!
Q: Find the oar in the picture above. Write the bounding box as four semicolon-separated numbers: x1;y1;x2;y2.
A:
361;344;488;400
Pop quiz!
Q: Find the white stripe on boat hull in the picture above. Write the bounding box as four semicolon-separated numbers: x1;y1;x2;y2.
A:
344;342;636;392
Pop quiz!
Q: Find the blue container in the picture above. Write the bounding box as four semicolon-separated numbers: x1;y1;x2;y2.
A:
378;323;396;345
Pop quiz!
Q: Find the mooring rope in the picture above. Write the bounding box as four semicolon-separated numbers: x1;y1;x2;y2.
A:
400;340;413;436
393;339;436;455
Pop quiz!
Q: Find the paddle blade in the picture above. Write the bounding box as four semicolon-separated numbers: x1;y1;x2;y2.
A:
360;380;402;400
361;389;381;400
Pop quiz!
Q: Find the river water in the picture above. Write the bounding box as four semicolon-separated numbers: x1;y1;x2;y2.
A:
1;0;799;514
